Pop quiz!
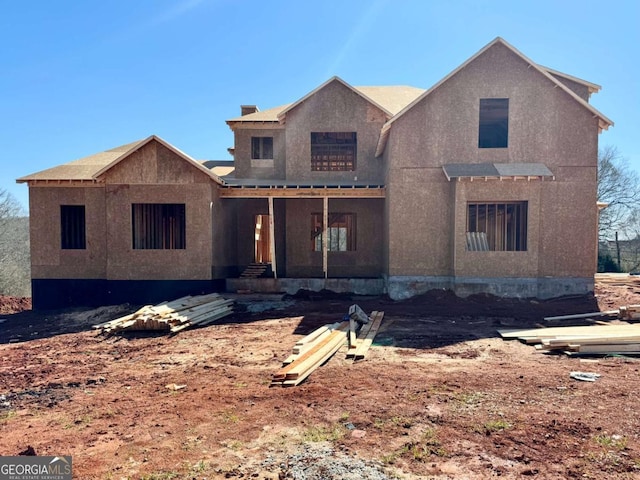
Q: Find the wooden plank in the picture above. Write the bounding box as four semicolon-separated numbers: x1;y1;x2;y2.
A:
353;311;385;360
544;310;619;322
268;196;277;279
272;322;348;382
576;343;640;354
498;324;640;340
280;334;347;387
346;310;377;359
293;329;332;354
323;196;328;279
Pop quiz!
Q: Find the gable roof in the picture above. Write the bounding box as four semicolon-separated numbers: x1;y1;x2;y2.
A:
17;135;223;184
276;76;396;121
375;37;613;157
226;80;425;125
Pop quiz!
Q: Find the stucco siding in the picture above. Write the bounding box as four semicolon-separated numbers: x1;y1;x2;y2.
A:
285;198;384;277
232;126;285;179
284;80;387;183
29;186;107;279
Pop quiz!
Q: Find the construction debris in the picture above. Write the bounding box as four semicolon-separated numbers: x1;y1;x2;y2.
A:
498;322;640;356
544;304;640;322
569;372;601;382
93;293;234;335
271;308;385;387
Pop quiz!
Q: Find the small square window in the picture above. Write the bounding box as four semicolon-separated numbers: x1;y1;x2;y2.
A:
251;137;273;159
479;98;508;148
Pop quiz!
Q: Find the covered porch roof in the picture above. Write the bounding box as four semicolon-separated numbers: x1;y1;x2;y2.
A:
218;178;385;198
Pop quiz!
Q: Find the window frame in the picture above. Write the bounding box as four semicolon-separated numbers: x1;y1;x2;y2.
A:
466;201;527;252
478;98;509;149
311;213;356;252
131;203;186;250
310;132;357;171
60;205;86;250
251;136;274;160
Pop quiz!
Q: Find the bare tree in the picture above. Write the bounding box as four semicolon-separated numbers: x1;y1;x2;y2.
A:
0;188;23;227
597;145;640;241
0;189;30;296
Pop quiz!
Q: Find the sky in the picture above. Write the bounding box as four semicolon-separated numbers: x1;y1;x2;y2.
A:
1;0;639;212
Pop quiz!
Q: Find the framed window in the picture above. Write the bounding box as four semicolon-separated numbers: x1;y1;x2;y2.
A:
251;137;273;159
132;203;186;249
60;205;86;249
311;132;356;171
467;202;527;251
311;213;356;251
479;98;509;148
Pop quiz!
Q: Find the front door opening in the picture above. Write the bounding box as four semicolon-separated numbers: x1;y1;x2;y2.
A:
254;214;271;263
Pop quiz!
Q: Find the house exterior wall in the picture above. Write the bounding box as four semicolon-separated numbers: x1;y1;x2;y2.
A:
23;41;608;307
385;42;599;298
232;125;286;180
29;185;107;280
284;198;384;278
283;81;387;183
28;140;223;308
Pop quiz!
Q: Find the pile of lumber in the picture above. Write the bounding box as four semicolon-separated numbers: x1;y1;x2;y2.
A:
94;293;234;335
499;323;640;355
271;308;385;387
595;273;640;286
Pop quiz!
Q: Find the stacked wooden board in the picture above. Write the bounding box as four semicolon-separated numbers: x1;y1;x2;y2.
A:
346;311;385;360
93;293;234;335
271;309;385;387
594;273;640;286
499;323;640;355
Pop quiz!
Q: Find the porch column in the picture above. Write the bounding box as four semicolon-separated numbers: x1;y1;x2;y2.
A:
268;196;277;279
323;196;328;279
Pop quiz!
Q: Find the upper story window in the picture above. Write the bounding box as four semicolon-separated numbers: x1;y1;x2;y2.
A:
479;98;509;148
132;203;186;249
311;132;356;171
60;205;86;249
251;137;273;159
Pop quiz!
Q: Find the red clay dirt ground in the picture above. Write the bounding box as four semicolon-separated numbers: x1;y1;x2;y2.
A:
0;281;639;479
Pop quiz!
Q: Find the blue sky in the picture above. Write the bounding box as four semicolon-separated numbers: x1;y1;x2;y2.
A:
1;0;638;211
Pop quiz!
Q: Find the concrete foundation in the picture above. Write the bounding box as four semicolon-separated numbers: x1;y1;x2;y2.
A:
226;278;385;296
387;276;594;300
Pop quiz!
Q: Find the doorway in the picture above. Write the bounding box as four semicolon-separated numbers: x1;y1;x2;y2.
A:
254;214;271;263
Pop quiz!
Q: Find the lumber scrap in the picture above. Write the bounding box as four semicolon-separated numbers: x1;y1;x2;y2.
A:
352;311;385;361
544;304;640;323
93;293;234;335
500;322;640;356
271;322;349;387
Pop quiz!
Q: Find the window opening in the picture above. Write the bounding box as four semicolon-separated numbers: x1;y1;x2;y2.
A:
311;132;356;171
479;98;509;148
466;202;527;251
60;205;86;249
311;213;356;251
132;203;186;249
251;137;273;159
